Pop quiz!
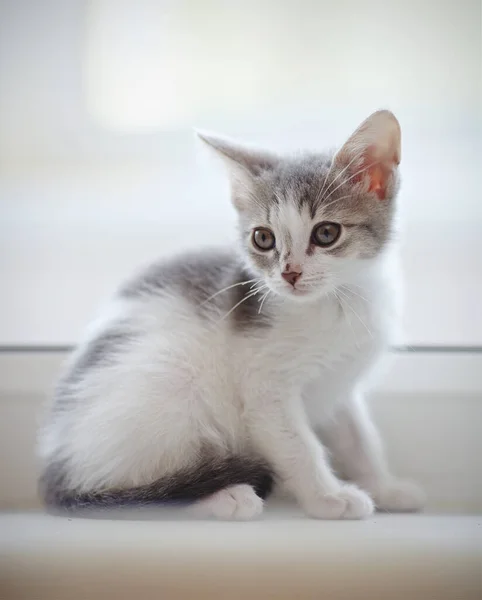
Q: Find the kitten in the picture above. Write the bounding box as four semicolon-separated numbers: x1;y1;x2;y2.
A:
38;110;425;519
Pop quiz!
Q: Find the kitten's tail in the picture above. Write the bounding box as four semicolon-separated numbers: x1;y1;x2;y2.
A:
40;454;274;513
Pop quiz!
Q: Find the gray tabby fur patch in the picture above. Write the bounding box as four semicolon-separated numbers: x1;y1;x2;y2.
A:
120;249;272;329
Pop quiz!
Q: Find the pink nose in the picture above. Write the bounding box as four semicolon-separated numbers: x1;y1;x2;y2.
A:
282;270;302;286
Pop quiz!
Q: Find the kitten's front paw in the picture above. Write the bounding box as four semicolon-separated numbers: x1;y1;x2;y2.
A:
303;484;375;520
374;479;425;512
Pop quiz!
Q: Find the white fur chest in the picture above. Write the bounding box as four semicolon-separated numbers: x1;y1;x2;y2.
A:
236;277;395;393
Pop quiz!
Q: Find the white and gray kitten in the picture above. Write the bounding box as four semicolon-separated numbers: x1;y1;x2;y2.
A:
38;110;425;519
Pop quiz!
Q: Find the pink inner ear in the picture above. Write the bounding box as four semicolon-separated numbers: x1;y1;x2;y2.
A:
368;163;386;200
357;147;396;201
335;111;401;201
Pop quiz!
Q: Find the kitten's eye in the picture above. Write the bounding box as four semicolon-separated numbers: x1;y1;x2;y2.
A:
252;228;276;251
312;222;341;247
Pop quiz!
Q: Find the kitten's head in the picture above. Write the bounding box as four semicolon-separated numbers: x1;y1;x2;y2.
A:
199;110;401;301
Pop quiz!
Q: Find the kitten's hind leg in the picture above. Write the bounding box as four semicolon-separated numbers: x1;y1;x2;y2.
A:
189;484;264;520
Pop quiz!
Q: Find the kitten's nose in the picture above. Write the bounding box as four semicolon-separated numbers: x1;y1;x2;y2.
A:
282;269;302;286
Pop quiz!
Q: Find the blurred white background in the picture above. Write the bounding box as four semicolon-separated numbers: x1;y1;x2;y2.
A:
0;0;481;346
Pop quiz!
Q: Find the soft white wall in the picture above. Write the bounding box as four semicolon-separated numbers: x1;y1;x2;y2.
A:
0;0;481;345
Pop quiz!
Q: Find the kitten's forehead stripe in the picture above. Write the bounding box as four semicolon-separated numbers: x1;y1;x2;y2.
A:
310;200;318;220
265;154;349;222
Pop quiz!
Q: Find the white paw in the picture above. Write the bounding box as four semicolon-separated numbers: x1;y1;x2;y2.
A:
374;479;425;512
303;484;375;520
190;484;264;520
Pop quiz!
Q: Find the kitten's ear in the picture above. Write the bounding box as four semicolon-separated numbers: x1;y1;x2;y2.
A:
333;110;401;200
197;130;279;211
196;130;278;177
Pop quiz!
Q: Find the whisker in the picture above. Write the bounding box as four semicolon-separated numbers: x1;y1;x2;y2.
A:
321;160;378;207
344;281;368;292
233;177;265;211
335;287;373;339
338;280;371;295
333;290;360;350
258;290;271;313
252;283;269;296
218;288;262;322
314;156;336;207
339;284;371;304
250;279;265;290
319;151;363;203
202;278;258;304
319;193;353;212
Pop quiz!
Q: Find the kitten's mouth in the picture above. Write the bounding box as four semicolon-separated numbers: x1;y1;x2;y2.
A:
278;280;317;299
285;285;313;298
291;287;307;296
286;282;326;299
